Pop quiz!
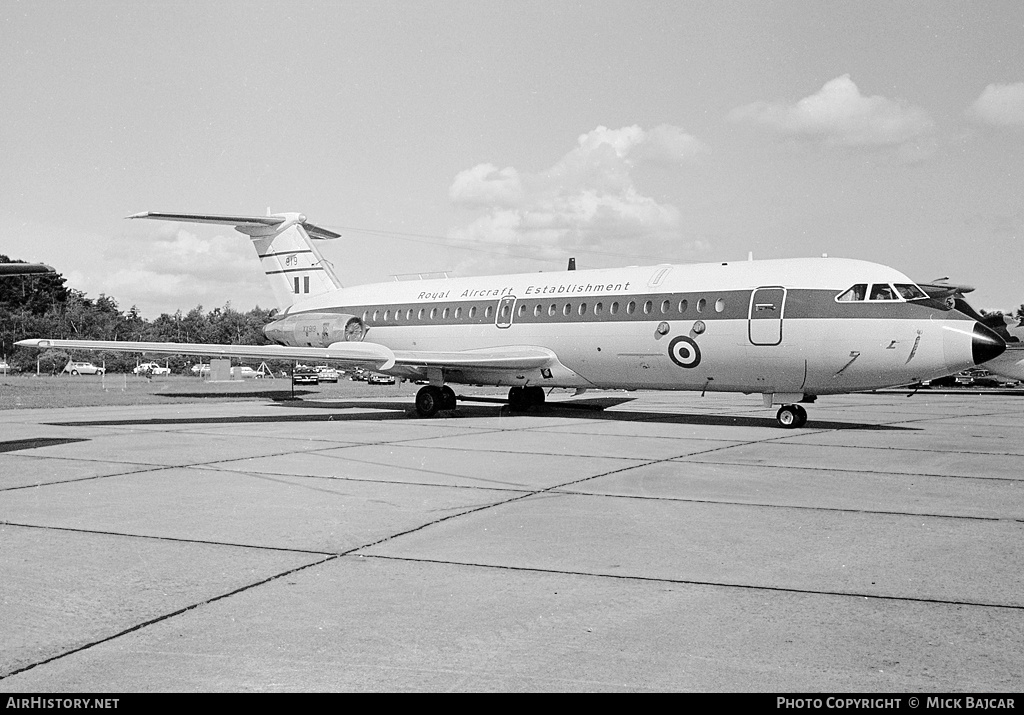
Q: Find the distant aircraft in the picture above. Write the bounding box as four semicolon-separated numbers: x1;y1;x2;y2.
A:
0;262;55;276
917;280;1024;384
18;211;1006;427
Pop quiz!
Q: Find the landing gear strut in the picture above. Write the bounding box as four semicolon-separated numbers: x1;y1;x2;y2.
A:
776;404;807;429
415;384;458;417
508;385;545;412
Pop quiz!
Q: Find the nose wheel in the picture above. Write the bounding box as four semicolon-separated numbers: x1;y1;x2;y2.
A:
776;404;808;429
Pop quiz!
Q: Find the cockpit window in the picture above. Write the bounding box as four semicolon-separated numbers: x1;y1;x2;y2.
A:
894;283;927;300
869;284;896;300
836;284;867;302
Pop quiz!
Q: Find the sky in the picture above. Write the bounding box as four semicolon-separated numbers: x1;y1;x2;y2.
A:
1;0;1022;317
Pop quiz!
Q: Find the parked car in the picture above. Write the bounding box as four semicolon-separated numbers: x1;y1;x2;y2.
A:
190;364;208;375
0;360;12;374
231;366;263;379
961;368;1017;388
292;367;319;385
313;366;339;382
64;361;104;376
133;362;171;375
368;373;396;385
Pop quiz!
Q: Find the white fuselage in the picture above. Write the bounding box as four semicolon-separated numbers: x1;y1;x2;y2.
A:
272;257;991;396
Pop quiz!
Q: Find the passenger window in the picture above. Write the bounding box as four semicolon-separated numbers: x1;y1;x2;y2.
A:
661;299;671;314
836;284;867;302
548;304;556;317
678;299;688;313
534;304;542;317
469;306;477;318
895;283;927;300
870;284;896;301
610;301;619;315
626;301;636;315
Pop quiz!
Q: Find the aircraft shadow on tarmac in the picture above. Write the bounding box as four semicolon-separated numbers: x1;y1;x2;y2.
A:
0;437;90;453
161;389;318;400
46;395;917;431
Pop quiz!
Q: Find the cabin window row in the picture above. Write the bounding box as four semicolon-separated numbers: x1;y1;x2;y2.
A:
362;296;727;324
836;283;928;302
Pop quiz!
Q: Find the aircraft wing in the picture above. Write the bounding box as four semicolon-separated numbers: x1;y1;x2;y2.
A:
14;339;558;375
917;280;975;300
16;339;396;371
0;263;55;275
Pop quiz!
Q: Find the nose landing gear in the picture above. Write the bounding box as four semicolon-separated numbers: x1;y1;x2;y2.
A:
776;404;808;428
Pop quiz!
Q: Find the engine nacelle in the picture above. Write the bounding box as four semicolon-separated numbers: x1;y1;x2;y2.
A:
263;312;368;347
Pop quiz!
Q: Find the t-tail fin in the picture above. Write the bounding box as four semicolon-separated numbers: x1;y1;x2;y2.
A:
128;211;343;310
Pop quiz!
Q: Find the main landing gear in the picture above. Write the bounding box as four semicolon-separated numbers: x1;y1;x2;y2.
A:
415;385;457;417
508;385;545;412
776;404;808;429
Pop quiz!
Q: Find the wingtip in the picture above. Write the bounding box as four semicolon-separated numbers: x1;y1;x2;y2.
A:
125;212;149;220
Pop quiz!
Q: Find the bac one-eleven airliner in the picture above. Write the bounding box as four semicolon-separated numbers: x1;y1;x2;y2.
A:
18;211;1006;428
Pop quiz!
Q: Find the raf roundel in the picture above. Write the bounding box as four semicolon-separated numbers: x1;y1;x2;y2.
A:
668;336;702;369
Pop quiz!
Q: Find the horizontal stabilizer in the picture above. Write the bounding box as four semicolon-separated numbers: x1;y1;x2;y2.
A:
127;212;341;240
16;339;395;371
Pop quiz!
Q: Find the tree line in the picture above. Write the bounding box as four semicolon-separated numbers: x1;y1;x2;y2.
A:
1;255;280;374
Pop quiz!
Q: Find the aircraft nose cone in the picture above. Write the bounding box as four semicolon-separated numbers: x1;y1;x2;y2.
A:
973;322;1006;365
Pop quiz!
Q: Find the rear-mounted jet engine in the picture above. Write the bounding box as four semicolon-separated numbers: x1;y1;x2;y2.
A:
263;313;367;347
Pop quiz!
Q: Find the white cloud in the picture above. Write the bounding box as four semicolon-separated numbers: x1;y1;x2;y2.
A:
447;125;707;274
449;164;524;207
968;82;1024;127
99;226;276;316
728;75;935;149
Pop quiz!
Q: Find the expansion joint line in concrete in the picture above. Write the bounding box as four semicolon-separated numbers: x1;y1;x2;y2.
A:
362;553;1024;613
0;551;343;681
345;433;802;555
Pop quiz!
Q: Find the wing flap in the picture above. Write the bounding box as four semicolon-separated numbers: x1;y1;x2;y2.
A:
16;339;395;371
392;346;556;371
